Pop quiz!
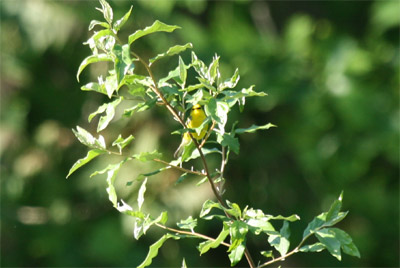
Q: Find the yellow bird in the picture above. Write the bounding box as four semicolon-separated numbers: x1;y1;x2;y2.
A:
174;104;208;158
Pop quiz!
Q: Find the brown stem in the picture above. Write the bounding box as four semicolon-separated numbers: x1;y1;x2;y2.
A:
153;158;206;176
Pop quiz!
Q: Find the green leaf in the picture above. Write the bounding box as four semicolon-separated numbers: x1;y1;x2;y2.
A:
246;219;275;235
302;193;348;239
221;133;240;155
177;216;197;231
235;123;277;134
198;224;230;255
81;82;107;95
132;150;162;162
137;233;181;268
149;43;193;66
105;73;118;98
260;250;274;259
226;200;242;219
218;68;240;91
135;167;167;182
183;83;203;92
268;214;301;222
113;6;132;31
181;258;187;268
88;97;122;132
72;126;106;150
66;149;105;178
299;243;326;252
97;0;113;25
124;99;157;117
228;221;248;266
138;178;147;211
175;173;188;185
178;56;187;88
342;241;361;258
200;199;225;218
268;221;291;256
229;243;245;267
331;228;360;258
315;228;342;261
128;20;180;45
89;20;110;31
185;147;220;162
77;54;112;82
208;55;220;85
113;44;134;86
112;134;134;154
116;199;146;218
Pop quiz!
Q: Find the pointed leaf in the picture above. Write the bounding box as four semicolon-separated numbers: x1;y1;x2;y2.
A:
112;134;135;153
132;150;162;162
177;216;197;231
137;234;181;268
77;54;112;82
149;43;193;66
138;178;147;211
128;20;180;45
299;243;326;252
89;19;110;30
113;6;132;31
235;123;277;134
198;224;230;255
98;0;113;25
315;228;342;261
66;149;105;178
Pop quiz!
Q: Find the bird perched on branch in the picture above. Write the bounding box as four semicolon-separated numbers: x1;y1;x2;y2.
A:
174;104;208;158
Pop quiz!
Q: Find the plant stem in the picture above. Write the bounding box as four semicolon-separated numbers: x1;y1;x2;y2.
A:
155;223;231;248
153;158;206;176
133;50;256;268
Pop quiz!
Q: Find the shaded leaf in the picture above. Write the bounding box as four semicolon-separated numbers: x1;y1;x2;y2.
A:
315;228;342;260
113;44;135;86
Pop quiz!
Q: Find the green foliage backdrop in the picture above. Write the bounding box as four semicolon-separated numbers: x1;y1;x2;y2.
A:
1;0;398;267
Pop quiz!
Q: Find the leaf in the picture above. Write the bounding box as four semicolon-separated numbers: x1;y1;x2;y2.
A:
137;233;181;268
228;221;248;266
331;228;361;258
226;200;242;219
208;55;220;85
113;6;132;31
198;224;230;255
181;258;187;268
260;250;274;259
113;44;135;86
105;73;118;98
315;228;342;261
128;20;180;45
268;221;291;256
81;82;107;95
235;123;277;134
342;241;361;258
246;219;275;235
175;173;188;185
268;214;301;222
299;243;326;252
88;97;122;132
112;134;134;154
206;99;229;134
72;126;106;150
149;43;193;66
66;149;105;178
89;19;110;31
177;216;197;231
200;199;225;218
221;133;240;155
97;0;113;25
123;99;157;117
132;150;162;162
218;68;240;91
185;147;220;162
77;54;112;82
302;192;348;239
178;56;187;88
138;178;147;211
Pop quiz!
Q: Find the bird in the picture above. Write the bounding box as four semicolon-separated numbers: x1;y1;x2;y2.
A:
174;104;208;158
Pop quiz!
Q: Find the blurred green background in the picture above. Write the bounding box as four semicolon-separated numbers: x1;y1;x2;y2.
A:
1;0;399;267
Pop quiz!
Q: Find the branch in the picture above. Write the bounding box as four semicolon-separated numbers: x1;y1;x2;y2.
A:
155;223;231;248
153;158;206;176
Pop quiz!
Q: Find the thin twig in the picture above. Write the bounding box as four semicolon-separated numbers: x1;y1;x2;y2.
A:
153;158;206;176
155;222;231;248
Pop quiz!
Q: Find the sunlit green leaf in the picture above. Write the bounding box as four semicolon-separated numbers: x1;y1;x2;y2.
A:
228;221;248;266
268;221;290;256
177;216;197;231
81;82;107;95
89;19;110;31
88;97;122;132
66;149;105;178
235;123;277;134
132;150;162;162
113;6;132;31
77;54;112;82
128;20;180;45
226;200;242;219
113;44;134;86
198;224;229;255
104;73;118;98
260;250;274;259
123;98;157;117
299;243;326;252
149;43;193;66
138;178;147;211
137;233;181;268
178;56;187;88
208;55;220;85
72;126;106;150
112;134;134;154
218;68;240;91
200;199;225;218
97;0;113;25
